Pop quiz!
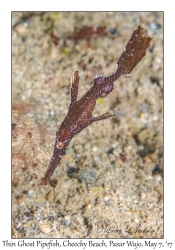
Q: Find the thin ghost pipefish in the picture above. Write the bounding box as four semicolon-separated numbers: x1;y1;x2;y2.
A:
41;25;152;185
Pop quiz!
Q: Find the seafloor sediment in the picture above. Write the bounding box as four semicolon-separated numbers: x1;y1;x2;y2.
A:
12;12;163;238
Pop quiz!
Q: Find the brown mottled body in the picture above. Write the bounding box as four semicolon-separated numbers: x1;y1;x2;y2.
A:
41;26;152;185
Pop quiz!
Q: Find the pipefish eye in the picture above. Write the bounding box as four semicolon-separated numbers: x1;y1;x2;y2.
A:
56;141;64;149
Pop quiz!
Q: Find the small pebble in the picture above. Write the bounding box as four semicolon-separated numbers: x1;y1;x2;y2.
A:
64;216;71;226
145;176;153;180
39;224;52;234
135;218;140;223
156;175;162;182
145;156;152;163
78;170;99;184
104;196;110;203
15;24;27;34
93;146;98;152
149;22;158;30
28;190;33;196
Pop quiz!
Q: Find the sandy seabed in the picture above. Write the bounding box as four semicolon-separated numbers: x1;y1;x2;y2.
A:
12;12;163;238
